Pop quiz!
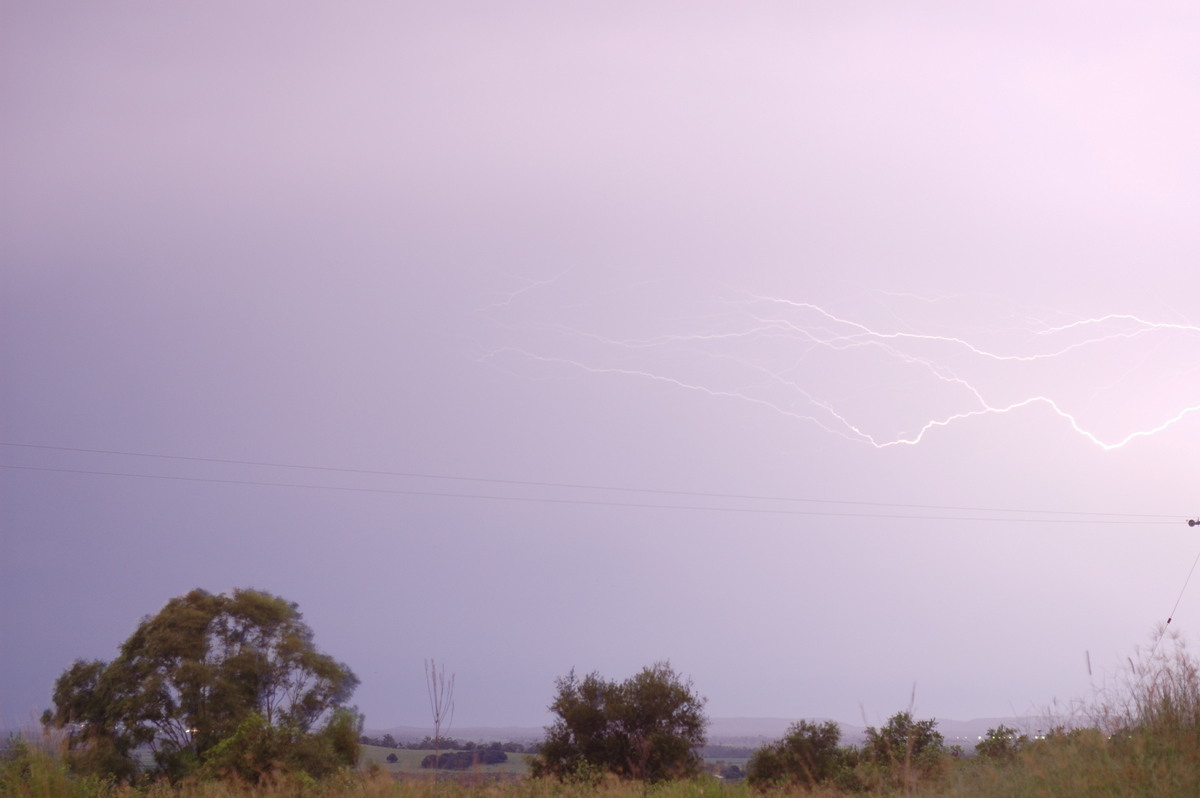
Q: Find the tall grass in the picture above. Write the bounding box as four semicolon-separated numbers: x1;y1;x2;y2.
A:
934;630;1200;798
1095;630;1200;740
0;736;113;798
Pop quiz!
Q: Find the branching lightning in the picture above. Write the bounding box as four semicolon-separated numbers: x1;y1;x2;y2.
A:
484;286;1200;450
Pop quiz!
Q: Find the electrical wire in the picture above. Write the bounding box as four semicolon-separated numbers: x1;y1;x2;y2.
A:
1152;542;1200;654
0;461;1183;525
0;441;1181;522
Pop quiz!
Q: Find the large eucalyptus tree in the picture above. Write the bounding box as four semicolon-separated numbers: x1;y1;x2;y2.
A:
43;588;359;780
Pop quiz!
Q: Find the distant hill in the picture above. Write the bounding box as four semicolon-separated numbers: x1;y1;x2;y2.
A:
369;715;1054;749
367;725;546;744
706;716;1058;748
706;717;866;746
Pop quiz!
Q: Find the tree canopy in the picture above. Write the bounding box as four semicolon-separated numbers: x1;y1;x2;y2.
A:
533;661;707;782
863;711;944;764
975;724;1029;760
42;588;360;782
746;719;849;789
861;711;946;789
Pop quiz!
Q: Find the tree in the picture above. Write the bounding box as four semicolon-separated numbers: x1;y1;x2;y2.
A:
424;658;455;783
975;725;1028;760
533;661;707;782
746;720;849;790
862;711;946;789
42;588;359;782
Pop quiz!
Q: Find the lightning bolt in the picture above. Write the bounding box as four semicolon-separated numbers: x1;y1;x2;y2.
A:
484;288;1200;450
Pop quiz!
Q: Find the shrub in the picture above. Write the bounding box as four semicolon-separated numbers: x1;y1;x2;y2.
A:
746;720;851;790
861;711;946;790
533;662;706;783
975;725;1028;760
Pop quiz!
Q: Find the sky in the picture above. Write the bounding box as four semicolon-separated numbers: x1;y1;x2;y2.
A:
3;1;1200;736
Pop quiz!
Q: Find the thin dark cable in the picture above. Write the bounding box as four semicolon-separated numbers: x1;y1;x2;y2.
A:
0;441;1178;521
0;463;1182;525
1153;540;1200;654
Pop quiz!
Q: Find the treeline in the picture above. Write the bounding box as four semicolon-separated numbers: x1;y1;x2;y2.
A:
30;587;1200;796
358;735;539;754
698;744;758;759
420;747;508;770
745;713;947;791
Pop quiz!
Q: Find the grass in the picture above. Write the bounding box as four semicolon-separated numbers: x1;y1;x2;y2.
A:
4;751;1200;798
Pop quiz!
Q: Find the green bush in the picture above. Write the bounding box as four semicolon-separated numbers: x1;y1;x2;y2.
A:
198;708;359;784
746;719;855;790
533;662;706;783
860;711;946;791
975;725;1028;761
0;738;116;798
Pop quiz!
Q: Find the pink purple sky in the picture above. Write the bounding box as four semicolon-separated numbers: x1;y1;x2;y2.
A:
3;2;1200;733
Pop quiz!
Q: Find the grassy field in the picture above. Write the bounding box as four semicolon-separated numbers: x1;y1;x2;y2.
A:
7;738;1200;798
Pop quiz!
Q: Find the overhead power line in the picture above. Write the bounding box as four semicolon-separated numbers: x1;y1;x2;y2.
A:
0;463;1180;524
0;442;1184;525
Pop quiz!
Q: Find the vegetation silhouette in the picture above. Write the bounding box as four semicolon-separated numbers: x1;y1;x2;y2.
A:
533;661;707;783
15;619;1200;797
40;588;359;783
